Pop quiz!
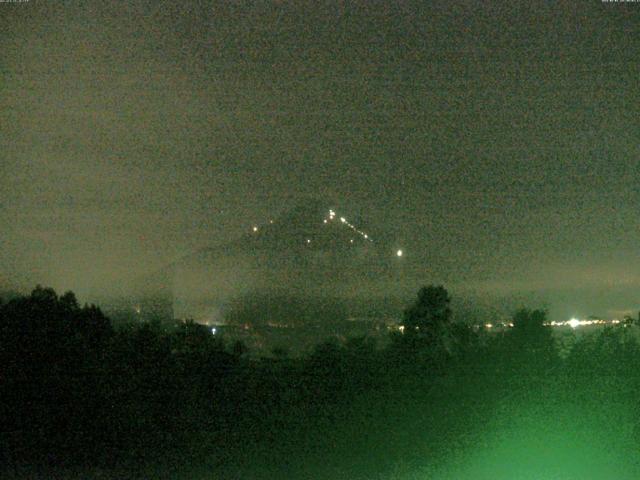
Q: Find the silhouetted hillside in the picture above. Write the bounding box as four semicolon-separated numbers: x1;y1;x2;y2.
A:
129;200;403;325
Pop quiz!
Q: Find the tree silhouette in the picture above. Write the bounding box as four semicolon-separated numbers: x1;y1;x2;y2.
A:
511;308;551;345
506;307;556;371
60;290;80;311
394;285;454;362
403;285;452;334
0;286;118;467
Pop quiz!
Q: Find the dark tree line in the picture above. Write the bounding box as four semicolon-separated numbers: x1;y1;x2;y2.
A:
2;285;640;479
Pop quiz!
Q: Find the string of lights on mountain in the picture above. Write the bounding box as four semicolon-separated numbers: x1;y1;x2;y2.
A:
251;209;403;257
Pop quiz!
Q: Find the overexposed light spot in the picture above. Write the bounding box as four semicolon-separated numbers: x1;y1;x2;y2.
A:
252;226;258;232
568;318;580;329
396;249;403;257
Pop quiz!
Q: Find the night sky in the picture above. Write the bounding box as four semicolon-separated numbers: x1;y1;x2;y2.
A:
2;1;639;319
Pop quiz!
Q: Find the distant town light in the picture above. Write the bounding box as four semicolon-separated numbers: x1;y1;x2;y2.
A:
211;327;217;335
568;318;580;329
396;249;403;257
340;217;346;223
252;226;258;232
306;239;311;244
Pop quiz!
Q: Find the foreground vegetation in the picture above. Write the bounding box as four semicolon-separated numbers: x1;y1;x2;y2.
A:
2;286;640;479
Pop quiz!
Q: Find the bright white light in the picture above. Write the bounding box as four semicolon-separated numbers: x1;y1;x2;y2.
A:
252;226;258;232
396;249;403;257
323;219;328;224
340;217;346;223
363;234;368;239
211;327;217;335
350;239;354;243
306;239;311;244
568;318;580;329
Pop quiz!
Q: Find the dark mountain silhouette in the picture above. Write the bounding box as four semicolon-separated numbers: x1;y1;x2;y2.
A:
129;199;403;325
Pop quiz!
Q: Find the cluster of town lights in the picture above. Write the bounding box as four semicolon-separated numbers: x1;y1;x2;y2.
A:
549;318;621;329
481;318;624;330
392;319;629;333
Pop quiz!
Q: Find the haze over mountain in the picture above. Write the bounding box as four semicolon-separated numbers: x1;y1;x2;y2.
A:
128;198;411;324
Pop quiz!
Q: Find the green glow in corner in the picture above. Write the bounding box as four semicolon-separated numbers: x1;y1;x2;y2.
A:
409;402;640;480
